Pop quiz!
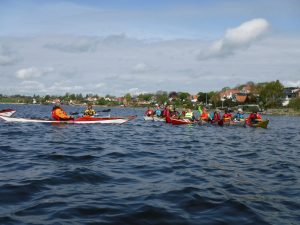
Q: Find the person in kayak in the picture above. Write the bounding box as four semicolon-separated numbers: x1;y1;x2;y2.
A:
185;108;195;121
84;104;96;116
170;106;179;118
154;105;162;117
145;107;154;117
247;109;262;124
211;110;221;123
51;104;73;121
222;108;232;122
199;107;210;121
162;105;172;123
233;108;244;121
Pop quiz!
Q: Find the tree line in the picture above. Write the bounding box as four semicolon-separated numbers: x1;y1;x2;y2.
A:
1;80;299;110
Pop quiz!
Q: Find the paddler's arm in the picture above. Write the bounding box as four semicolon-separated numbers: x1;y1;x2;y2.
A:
57;109;72;119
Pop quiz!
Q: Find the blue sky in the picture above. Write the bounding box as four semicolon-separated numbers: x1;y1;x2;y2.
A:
0;0;299;95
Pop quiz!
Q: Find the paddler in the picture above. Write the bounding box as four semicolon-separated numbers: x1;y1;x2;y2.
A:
233;108;244;121
211;109;221;123
51;103;73;121
144;107;154;117
154;105;162;117
84;103;96;116
185;108;195;121
222;108;232;122
247;109;262;124
199;107;210;121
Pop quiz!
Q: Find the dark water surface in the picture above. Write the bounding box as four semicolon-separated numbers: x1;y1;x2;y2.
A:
0;104;299;225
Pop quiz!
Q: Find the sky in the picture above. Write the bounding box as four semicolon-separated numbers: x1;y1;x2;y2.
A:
0;0;300;96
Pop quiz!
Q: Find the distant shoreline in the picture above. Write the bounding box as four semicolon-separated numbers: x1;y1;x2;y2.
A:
1;102;300;116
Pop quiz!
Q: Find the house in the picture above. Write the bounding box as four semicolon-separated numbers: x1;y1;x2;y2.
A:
235;93;247;103
189;95;198;103
219;89;240;100
282;87;300;106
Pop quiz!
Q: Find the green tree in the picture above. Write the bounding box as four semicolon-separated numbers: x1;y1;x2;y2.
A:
124;93;132;103
288;98;300;110
210;93;221;107
138;93;153;102
259;80;284;108
178;92;190;102
156;91;168;104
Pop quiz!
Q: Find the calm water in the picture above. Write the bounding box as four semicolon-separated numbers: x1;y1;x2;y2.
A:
0;104;299;225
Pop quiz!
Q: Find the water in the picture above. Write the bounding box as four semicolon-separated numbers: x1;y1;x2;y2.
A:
0;104;299;225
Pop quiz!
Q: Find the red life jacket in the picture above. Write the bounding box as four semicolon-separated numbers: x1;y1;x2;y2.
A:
51;109;60;120
213;113;220;122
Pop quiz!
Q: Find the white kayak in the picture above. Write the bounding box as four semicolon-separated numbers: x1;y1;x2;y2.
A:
0;109;16;117
0;115;136;124
143;116;165;122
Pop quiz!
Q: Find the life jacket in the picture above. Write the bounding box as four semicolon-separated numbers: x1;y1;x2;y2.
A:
212;112;220;122
51;108;70;121
234;113;244;120
51;109;60;120
223;113;232;122
165;109;171;123
200;112;209;120
249;113;262;123
155;109;162;117
145;109;154;116
84;109;96;116
185;112;193;119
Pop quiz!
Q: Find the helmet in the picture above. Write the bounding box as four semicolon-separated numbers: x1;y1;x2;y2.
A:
238;108;243;112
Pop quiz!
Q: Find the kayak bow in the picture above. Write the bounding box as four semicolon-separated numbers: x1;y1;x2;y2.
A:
0;109;16;117
0;115;136;124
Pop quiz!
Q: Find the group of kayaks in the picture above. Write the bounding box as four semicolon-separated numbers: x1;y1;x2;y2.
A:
144;115;269;129
0;109;136;124
0;108;269;128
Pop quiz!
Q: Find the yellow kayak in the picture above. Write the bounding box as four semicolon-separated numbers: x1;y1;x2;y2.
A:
248;120;269;129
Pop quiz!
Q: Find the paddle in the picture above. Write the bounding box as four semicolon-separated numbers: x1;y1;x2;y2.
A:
70;109;111;115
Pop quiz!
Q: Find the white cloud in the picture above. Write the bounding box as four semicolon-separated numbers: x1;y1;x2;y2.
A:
0;45;18;66
16;67;54;79
1;34;300;96
47;82;84;93
282;80;300;87
44;37;99;53
19;81;45;91
198;18;270;60
95;83;106;88
132;62;148;73
127;88;146;96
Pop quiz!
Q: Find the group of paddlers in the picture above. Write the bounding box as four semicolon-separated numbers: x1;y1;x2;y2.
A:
144;105;263;124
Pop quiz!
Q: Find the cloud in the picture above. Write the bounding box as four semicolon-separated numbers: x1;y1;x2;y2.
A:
282;80;300;87
95;83;106;88
0;45;18;66
132;62;148;73
16;67;54;79
47;82;84;93
198;18;270;60
44;37;99;53
19;81;45;91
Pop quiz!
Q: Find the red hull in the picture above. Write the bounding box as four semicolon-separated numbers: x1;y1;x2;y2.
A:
170;118;195;125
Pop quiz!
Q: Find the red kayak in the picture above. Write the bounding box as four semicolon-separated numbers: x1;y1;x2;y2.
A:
170;118;196;125
0;109;16;117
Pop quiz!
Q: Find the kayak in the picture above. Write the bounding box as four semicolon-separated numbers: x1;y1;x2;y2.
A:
153;116;165;122
248;120;269;129
170;118;196;125
143;116;154;121
0;115;136;124
143;116;165;122
222;120;246;127
0;109;16;117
